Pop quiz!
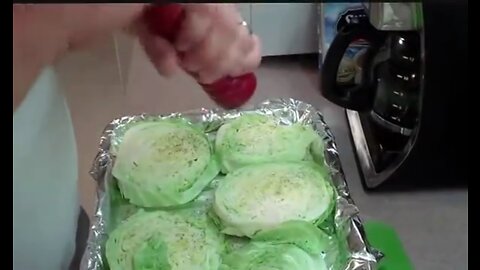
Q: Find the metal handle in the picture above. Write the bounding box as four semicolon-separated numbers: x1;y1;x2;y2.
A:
321;22;386;111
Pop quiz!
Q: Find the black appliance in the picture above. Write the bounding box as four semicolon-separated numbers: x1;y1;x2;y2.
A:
321;2;468;190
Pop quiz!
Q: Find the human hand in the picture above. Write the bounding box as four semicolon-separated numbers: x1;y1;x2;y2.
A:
140;4;261;84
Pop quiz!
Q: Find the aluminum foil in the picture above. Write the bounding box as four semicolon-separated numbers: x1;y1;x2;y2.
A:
80;98;381;270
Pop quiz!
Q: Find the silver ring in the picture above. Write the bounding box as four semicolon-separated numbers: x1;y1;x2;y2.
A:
239;20;252;35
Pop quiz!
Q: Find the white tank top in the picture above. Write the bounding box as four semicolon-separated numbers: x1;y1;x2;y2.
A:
14;68;79;270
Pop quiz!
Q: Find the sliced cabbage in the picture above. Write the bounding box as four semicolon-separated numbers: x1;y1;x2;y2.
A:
106;209;224;270
252;220;335;255
215;113;319;173
109;184;140;228
224;236;250;254
112;119;220;207
220;221;332;270
219;242;328;270
132;235;171;270
213;162;335;237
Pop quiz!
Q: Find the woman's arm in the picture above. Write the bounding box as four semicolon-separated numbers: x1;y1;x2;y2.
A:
13;5;66;110
13;4;261;110
13;4;145;110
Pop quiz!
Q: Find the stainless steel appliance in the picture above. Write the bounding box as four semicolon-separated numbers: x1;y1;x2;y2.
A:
320;2;468;190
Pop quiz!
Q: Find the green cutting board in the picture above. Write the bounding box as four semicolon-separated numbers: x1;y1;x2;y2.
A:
364;221;415;270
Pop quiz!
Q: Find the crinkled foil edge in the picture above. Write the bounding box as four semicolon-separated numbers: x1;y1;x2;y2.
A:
80;98;382;270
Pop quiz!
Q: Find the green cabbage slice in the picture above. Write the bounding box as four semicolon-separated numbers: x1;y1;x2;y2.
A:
213;162;335;237
112;119;220;207
219;241;328;270
252;220;335;255
106;209;224;270
215;114;319;173
132;235;171;270
220;221;333;270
